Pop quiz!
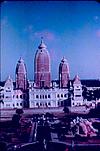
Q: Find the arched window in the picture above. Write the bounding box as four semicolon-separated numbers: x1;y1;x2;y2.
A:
43;95;44;99
36;95;39;99
48;102;51;106
20;95;22;99
6;96;9;98
36;103;39;106
57;94;60;98
48;94;50;98
61;94;63;98
1;94;4;98
17;103;19;106
40;95;42;99
64;94;67;97
45;95;47;99
20;103;22;106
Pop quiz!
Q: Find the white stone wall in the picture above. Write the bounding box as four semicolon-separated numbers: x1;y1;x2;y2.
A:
29;87;68;108
87;87;100;90
0;83;24;109
2;77;100;109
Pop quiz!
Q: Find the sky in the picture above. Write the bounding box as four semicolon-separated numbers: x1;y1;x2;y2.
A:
1;1;100;81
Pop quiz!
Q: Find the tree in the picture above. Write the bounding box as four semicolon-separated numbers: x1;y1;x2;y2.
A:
16;108;24;114
88;102;100;117
63;106;69;114
82;86;88;100
0;142;7;151
12;109;24;128
94;89;100;100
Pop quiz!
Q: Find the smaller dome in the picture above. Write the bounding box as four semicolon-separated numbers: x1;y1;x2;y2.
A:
5;75;13;83
59;57;69;72
16;57;27;74
73;74;81;84
74;75;80;80
5;75;13;88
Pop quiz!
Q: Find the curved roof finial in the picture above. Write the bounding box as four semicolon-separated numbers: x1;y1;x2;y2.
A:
61;56;67;63
41;36;44;44
63;56;64;59
38;37;47;49
19;57;24;63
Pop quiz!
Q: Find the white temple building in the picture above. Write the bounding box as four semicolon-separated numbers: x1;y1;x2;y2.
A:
0;38;100;109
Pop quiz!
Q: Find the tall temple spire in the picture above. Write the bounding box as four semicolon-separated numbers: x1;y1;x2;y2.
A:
16;57;27;90
59;57;70;88
34;38;51;88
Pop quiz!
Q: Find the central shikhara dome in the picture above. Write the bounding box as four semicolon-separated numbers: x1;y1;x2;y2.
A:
34;38;51;88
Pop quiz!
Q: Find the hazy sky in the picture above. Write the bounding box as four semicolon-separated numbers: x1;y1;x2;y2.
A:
1;1;100;81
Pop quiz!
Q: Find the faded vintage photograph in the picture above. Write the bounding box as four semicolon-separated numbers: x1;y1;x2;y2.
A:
0;1;100;151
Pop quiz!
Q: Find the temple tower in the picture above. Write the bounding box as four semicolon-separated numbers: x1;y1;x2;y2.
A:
16;57;27;90
59;57;70;88
34;38;51;88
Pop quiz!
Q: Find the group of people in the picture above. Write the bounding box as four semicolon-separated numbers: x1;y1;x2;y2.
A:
36;119;51;143
71;117;98;138
12;111;32;138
